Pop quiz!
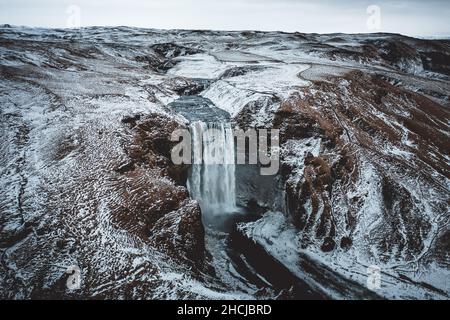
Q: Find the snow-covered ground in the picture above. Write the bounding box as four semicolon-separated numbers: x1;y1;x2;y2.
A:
239;211;449;299
0;25;448;299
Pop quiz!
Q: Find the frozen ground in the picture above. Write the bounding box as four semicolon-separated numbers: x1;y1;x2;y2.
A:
0;25;449;299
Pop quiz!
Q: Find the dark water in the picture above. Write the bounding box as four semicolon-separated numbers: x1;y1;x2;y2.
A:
168;94;325;299
215;209;327;299
168;95;230;122
168;94;380;300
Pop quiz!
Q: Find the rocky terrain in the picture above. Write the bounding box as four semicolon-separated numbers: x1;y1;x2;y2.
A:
0;25;448;299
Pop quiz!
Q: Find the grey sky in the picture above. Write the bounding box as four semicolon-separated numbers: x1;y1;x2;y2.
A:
0;0;449;37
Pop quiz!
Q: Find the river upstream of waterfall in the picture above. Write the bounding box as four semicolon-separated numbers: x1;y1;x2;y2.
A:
169;95;326;299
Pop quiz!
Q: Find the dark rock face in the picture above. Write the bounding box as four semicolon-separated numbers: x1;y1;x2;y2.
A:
151;43;202;59
135;43;201;72
340;236;352;250
219;65;267;79
235;95;280;129
112;113;204;267
162;77;210;96
276;71;449;265
1;25;448;299
420;49;450;76
374;39;423;73
273;103;323;142
377;175;432;261
149;199;205;267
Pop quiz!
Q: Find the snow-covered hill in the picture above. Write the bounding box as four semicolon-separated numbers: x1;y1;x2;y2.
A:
0;25;448;299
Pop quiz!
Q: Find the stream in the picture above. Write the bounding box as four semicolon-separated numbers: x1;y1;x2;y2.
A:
169;95;326;299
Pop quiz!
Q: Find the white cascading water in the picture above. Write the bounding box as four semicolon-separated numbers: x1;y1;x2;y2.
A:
187;121;237;216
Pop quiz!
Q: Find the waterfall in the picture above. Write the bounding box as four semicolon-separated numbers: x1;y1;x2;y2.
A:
187;121;237;217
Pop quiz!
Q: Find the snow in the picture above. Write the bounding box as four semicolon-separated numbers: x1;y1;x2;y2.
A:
225;63;309;95
201;63;309;117
1;25;448;300
239;211;449;300
281;137;322;183
202;80;261;117
212;50;278;63
168;53;229;79
157;271;252;300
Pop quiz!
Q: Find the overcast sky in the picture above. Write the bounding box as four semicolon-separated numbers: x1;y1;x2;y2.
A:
1;0;449;37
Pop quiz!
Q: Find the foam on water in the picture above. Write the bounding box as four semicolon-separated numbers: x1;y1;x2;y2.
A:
187;121;237;217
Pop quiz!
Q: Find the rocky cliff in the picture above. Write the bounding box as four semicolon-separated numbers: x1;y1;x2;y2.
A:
0;26;448;299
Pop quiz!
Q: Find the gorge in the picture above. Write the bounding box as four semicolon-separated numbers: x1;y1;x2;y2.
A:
0;25;449;300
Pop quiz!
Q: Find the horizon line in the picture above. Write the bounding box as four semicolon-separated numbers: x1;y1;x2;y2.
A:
2;23;450;40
